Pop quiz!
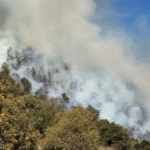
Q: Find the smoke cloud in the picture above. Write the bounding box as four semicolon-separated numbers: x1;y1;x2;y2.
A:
0;0;150;139
0;1;4;31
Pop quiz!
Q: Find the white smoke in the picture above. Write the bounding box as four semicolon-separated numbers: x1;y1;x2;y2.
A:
0;0;150;138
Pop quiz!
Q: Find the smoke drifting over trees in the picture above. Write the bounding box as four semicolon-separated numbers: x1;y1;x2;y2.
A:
4;47;150;140
0;0;150;140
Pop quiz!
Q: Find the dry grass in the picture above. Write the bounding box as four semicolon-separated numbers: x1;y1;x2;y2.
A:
99;146;115;150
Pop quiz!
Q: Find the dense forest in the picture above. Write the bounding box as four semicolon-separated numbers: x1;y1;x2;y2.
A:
0;56;150;149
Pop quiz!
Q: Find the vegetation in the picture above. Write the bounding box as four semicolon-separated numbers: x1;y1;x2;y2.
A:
41;106;100;150
62;93;69;102
133;139;150;150
0;63;63;149
1;62;9;75
97;119;132;150
21;77;32;93
0;62;150;150
86;104;100;120
0;64;37;149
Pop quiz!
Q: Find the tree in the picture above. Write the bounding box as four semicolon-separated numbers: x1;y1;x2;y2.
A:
140;140;150;149
97;119;132;150
62;93;69;102
86;104;100;120
42;106;100;150
14;50;23;69
7;47;14;61
22;46;34;63
1;62;9;75
134;140;150;150
21;77;32;93
0;69;56;149
0;74;39;149
31;67;37;79
47;69;52;86
0;95;39;149
18;94;64;135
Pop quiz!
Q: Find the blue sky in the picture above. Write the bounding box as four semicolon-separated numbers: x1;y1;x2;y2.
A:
94;0;150;33
93;0;150;60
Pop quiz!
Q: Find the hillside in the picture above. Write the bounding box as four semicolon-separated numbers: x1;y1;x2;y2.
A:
0;62;150;150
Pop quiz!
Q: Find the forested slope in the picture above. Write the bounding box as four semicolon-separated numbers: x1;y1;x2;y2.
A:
0;62;150;150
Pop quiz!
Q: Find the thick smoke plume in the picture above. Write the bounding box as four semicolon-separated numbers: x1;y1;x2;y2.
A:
0;0;150;139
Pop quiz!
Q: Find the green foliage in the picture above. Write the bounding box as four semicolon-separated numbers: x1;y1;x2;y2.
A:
97;119;132;150
1;62;9;75
86;104;100;120
0;72;24;98
38;94;47;101
41;106;100;150
141;140;150;149
134;140;150;150
21;77;32;92
131;137;139;149
62;92;69;102
24;95;64;134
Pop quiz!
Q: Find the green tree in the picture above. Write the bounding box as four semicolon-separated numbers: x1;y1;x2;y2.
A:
62;93;69;102
24;95;64;134
86;104;100;120
42;106;100;150
141;140;150;149
1;62;9;75
134;140;150;150
97;119;132;150
21;77;32;93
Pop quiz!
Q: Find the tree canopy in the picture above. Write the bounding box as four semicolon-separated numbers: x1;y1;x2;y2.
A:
42;106;100;150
